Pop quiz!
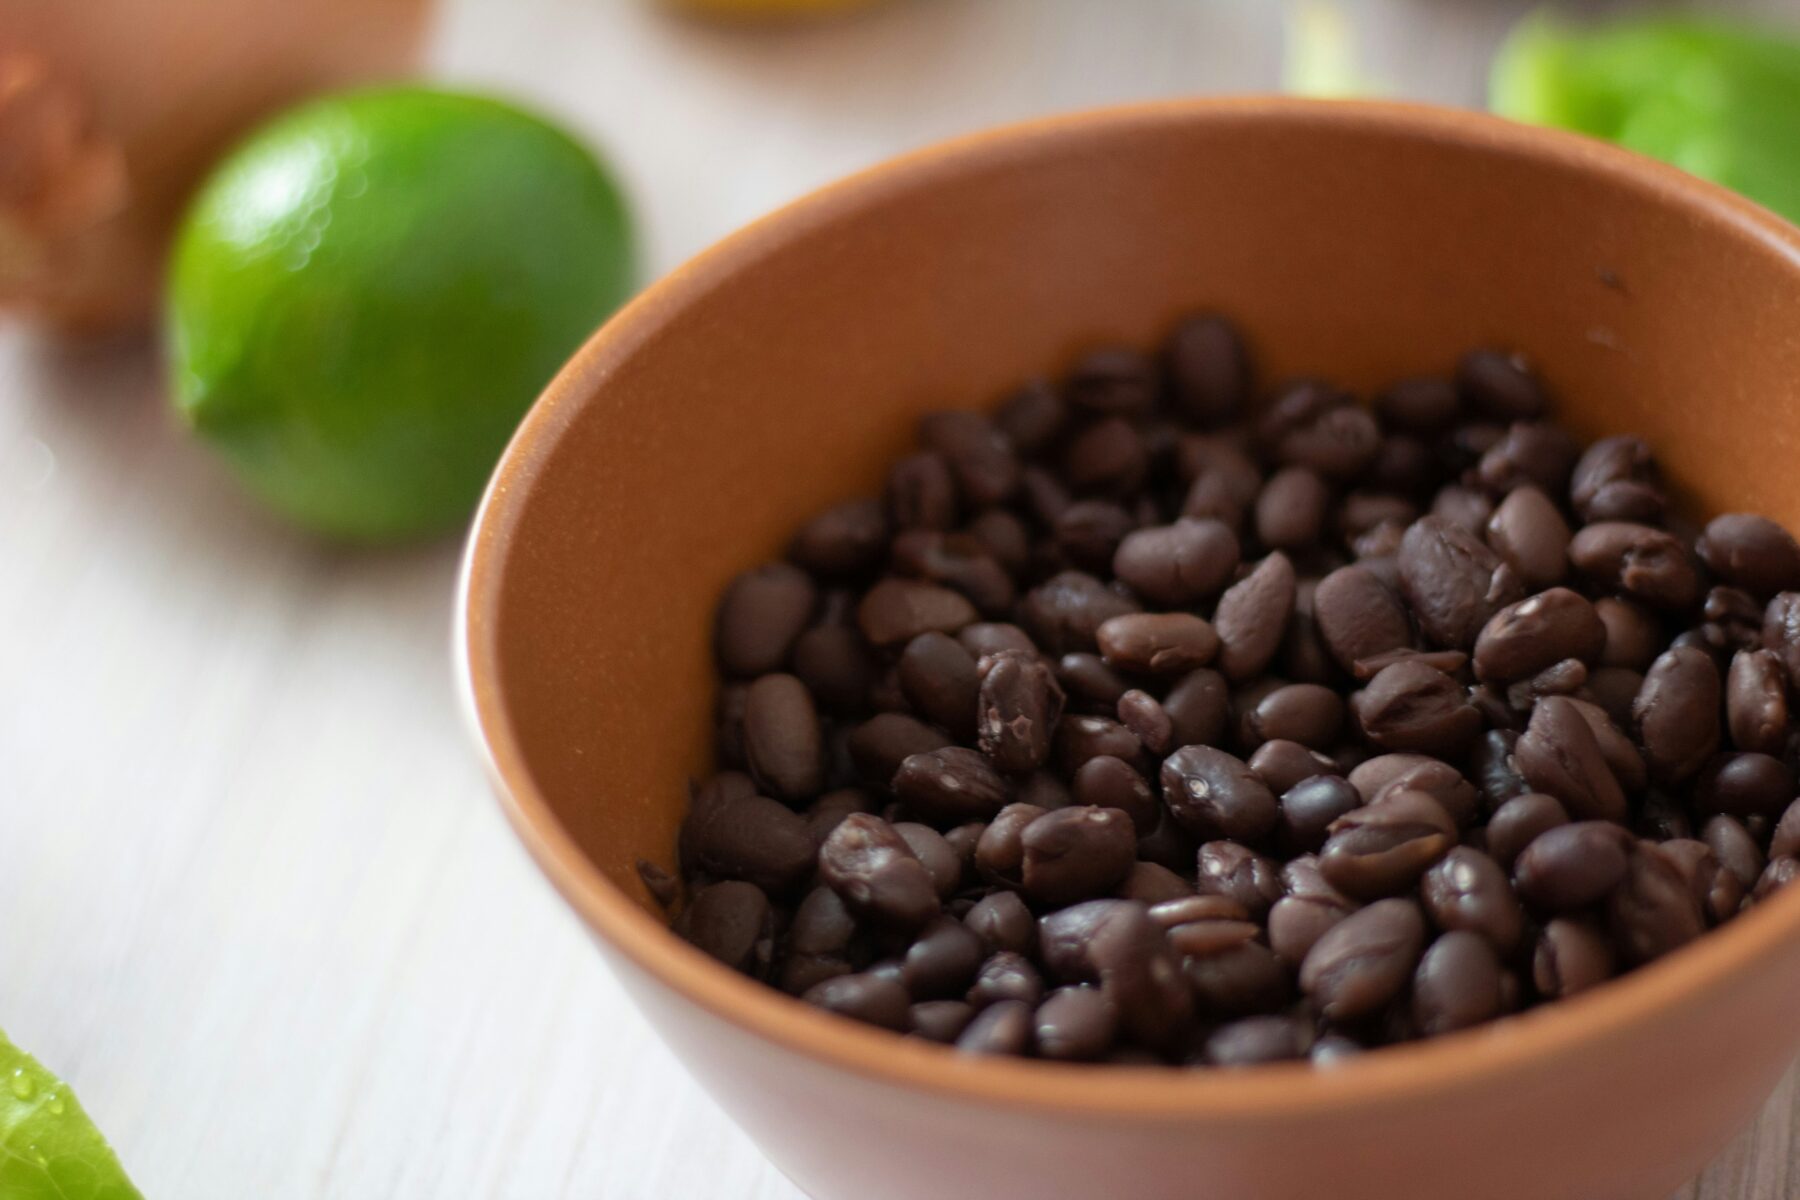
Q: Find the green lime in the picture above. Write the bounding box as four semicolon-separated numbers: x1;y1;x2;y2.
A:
166;86;634;540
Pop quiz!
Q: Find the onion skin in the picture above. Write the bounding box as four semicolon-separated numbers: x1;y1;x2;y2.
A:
0;0;431;333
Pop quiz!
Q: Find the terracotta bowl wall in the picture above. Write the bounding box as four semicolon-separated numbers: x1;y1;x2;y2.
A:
462;100;1800;1200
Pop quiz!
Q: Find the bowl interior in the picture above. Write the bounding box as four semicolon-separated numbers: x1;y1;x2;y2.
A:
464;99;1800;1075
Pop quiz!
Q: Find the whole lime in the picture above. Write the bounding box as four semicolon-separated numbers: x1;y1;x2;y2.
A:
166;86;634;540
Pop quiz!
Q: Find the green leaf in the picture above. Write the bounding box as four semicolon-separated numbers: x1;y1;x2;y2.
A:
1492;11;1800;227
0;1030;143;1200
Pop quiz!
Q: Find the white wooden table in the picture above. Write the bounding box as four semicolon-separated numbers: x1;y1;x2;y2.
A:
3;1;1794;1196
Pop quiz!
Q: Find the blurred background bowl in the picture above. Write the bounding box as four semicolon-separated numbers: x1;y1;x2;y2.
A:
459;97;1800;1200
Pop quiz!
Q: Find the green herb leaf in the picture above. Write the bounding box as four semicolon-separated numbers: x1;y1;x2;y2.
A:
0;1030;142;1200
1492;12;1800;226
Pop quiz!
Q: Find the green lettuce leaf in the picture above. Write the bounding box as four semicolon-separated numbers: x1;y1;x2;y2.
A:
1492;12;1800;226
1;1030;142;1200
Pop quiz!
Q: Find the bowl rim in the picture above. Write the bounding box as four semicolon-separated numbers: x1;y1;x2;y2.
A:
457;95;1800;1118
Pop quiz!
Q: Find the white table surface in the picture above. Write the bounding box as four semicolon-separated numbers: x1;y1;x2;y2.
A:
4;1;1796;1196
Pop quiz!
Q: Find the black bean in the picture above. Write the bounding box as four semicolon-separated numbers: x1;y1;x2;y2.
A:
1696;752;1795;818
1398;515;1525;651
1163;668;1231;749
1299;898;1427;1022
891;530;1016;616
803;787;877;846
963;890;1036;957
896;633;979;740
1314;563;1412;673
1515;695;1628;823
1178;436;1263;528
893;823;962;900
1206;1016;1313;1067
1633;646;1723;786
1661;839;1745;925
886;451;959;531
1319;790;1456;900
1704;814;1767;890
1413;931;1504;1036
1569;522;1701;612
1430;484;1496;537
1252;741;1339;798
1020;806;1138;906
1421;847;1525;954
819;813;940;929
1279;775;1362;852
1533;917;1616;999
910;1000;976;1043
967;951;1045;1009
1456;349;1547;421
1256;466;1330;551
804;972;911;1031
790;498;889;578
1161;744;1279;842
1213;553;1298;681
1377;375;1460;433
684;788;817;895
892;746;1010;824
716;563;817;677
1352;659;1482;758
1055;652;1130;713
1607;841;1706;965
919;410;1021;508
1042;900;1193;1047
1113;518;1241;607
1595;597;1662;671
1513;822;1634;911
1754;857;1800;901
1118;860;1195;905
970;649;1064;775
1063;416;1148;494
1243;683;1344;751
1057;715;1142;773
1349;754;1479;827
901;915;986;999
1698;514;1800;597
1020;570;1140;655
1167;314;1250;425
1035;986;1119;1061
1485;485;1570;589
789;626;874;714
959;621;1036;660
996;378;1066;455
1054;500;1136;574
1570;435;1665;524
1773;802;1800;860
1763;591;1800;683
1472;589;1605;683
1727;648;1790;755
1117;689;1175;756
955;998;1036;1056
846;713;951;786
1096;612;1221;675
677;881;775;974
967;511;1032;579
1071;755;1157;832
741;673;824;801
1195;840;1284;921
973;802;1048;889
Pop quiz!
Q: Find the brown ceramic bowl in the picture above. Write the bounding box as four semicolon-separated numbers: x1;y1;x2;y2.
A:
458;99;1800;1200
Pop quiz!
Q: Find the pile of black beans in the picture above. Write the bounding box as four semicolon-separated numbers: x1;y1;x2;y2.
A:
659;315;1800;1068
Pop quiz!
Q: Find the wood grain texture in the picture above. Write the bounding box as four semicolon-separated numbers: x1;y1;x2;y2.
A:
1;1;1793;1196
